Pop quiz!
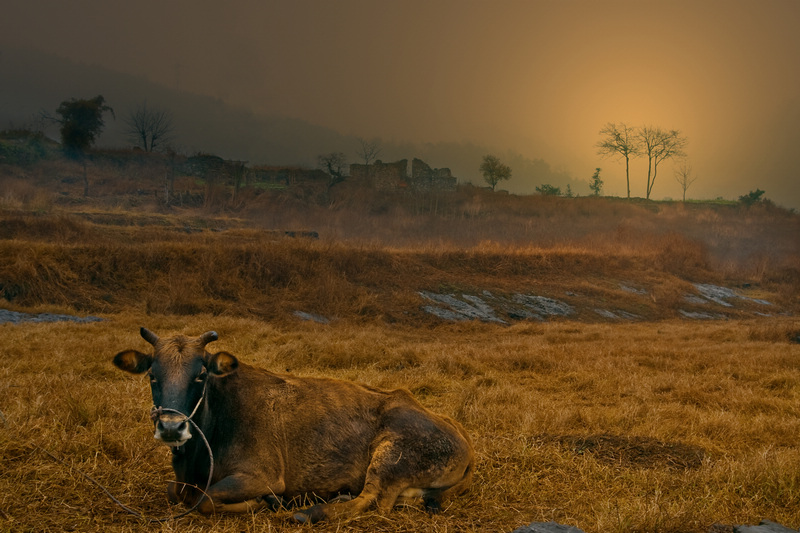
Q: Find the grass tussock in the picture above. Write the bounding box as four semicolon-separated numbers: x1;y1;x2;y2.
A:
2;317;800;532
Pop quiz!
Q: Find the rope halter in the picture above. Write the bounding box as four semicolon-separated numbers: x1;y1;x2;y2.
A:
150;378;208;425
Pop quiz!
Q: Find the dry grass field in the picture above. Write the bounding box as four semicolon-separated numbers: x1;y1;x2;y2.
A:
3;317;800;532
1;152;800;532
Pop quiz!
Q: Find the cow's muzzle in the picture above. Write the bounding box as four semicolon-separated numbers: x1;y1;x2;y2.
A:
150;407;192;447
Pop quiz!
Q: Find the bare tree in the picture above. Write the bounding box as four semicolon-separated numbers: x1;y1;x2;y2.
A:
637;126;687;199
356;137;382;166
479;154;512;191
596;122;638;198
673;162;697;202
124;101;174;152
318;152;348;186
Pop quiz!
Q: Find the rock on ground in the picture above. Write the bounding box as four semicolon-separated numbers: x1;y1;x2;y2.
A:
734;520;798;533
0;309;103;325
511;522;585;533
511;520;798;533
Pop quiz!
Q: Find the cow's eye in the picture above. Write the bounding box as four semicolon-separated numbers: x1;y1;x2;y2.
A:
148;373;157;384
194;370;207;383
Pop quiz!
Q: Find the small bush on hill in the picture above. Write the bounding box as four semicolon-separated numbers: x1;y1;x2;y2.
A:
739;189;766;206
0;129;54;165
536;183;561;196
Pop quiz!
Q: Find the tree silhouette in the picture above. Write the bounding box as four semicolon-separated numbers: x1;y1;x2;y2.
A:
124;101;174;152
51;95;114;157
318;152;348;185
356;137;382;166
44;95;114;196
596;122;638;198
638;127;687;199
589;168;603;196
479;155;512;191
673;162;697;202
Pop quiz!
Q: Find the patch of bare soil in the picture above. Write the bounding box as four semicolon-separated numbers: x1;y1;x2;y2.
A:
541;433;706;469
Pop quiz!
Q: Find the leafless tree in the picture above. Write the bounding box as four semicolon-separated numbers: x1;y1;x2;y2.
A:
673;162;697;202
596;122;638;198
637;126;687;199
356;137;382;166
318;152;348;185
124;101;174;152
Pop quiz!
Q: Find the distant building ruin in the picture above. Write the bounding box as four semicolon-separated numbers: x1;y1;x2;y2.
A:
349;158;457;191
411;158;457;191
249;165;329;186
349;159;409;189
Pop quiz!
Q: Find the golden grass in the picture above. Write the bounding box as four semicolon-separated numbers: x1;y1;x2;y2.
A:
2;316;800;532
0;204;797;323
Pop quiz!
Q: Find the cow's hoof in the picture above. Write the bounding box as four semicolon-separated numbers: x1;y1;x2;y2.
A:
293;504;326;524
257;494;284;511
166;482;180;504
424;497;442;514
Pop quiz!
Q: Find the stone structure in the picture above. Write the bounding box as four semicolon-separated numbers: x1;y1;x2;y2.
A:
250;166;329;186
349;159;408;190
349;158;456;192
411;158;457;191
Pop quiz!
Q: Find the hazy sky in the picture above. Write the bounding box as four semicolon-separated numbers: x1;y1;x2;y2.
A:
3;0;799;206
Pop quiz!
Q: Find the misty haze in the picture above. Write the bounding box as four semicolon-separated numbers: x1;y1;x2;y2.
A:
2;0;799;208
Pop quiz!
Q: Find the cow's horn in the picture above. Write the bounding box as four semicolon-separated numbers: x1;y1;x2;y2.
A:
140;327;159;346
200;331;219;346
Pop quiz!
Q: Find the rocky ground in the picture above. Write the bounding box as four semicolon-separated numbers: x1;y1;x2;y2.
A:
418;282;783;324
0;308;103;325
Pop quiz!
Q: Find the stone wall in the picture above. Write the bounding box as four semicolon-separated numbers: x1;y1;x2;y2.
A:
350;158;456;191
411;158;457;191
250;166;329;186
349;159;409;190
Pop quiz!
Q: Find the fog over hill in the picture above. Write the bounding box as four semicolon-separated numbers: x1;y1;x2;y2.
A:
0;47;588;195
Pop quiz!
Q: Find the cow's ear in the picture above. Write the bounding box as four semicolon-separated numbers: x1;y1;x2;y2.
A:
206;351;239;377
113;350;153;374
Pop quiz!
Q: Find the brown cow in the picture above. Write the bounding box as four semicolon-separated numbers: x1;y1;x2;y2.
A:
112;328;474;522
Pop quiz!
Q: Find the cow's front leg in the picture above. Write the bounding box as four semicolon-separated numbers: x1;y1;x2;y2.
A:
168;480;201;506
195;473;285;515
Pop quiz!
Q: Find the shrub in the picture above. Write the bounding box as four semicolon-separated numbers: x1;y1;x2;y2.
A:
535;183;561;196
0;129;52;165
739;189;766;206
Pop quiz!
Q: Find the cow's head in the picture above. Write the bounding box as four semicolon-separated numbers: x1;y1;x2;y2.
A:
113;327;239;447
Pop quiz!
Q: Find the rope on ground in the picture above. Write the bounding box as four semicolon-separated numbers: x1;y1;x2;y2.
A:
37;407;214;523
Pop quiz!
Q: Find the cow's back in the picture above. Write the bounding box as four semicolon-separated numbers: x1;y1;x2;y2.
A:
215;365;469;499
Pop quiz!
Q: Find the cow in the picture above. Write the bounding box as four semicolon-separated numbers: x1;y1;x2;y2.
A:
112;328;474;523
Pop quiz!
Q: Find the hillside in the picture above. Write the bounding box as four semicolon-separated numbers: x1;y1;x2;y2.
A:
0;46;587;195
1;150;798;325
